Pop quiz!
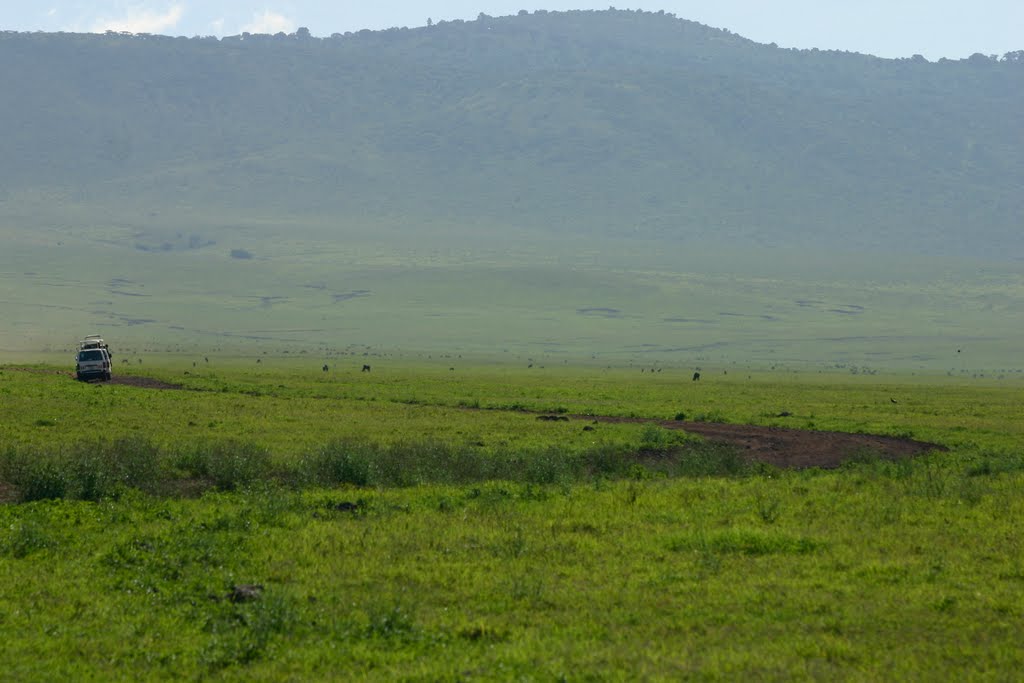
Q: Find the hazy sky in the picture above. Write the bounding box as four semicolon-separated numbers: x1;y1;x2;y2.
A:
2;1;1021;60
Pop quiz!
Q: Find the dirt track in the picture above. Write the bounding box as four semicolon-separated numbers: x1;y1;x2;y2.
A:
107;375;185;390
105;373;943;469
578;415;944;469
73;371;948;469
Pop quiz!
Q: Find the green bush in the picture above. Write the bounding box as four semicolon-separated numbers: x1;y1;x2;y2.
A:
1;450;69;502
69;437;163;501
673;442;750;477
302;438;375;487
188;441;272;491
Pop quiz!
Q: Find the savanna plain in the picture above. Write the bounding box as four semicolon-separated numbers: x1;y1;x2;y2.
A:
3;13;1024;680
1;358;1022;680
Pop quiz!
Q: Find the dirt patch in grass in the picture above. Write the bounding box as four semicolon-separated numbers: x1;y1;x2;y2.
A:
583;415;944;469
3;367;185;390
106;375;185;390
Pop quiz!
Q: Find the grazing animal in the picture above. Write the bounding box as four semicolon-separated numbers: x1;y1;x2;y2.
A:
890;398;898;404
692;372;701;381
228;584;263;603
322;364;329;372
362;364;371;372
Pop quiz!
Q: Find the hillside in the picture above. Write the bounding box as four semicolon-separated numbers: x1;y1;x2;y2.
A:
1;10;1023;366
1;9;1022;259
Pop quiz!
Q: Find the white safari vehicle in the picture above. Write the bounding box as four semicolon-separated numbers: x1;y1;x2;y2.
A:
76;335;112;381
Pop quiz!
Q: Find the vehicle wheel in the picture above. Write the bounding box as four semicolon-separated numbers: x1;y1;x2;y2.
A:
76;373;84;381
105;373;112;381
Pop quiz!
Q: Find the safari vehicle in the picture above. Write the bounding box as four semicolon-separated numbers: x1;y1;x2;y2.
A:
76;335;112;381
76;347;112;381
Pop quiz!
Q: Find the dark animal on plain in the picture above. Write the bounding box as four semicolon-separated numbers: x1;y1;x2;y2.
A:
362;364;371;372
228;584;263;603
205;357;209;363
256;358;261;364
322;364;329;372
692;372;700;381
890;398;898;404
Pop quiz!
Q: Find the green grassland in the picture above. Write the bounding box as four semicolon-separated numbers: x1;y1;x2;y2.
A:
1;360;1023;679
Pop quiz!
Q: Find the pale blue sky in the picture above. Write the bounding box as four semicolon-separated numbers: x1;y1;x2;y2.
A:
2;1;1021;60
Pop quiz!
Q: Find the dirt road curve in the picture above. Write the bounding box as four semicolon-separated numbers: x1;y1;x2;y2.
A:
107;375;185;390
582;415;944;469
112;369;943;468
14;369;944;469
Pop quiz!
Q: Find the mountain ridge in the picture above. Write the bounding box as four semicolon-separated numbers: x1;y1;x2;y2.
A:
1;9;1022;259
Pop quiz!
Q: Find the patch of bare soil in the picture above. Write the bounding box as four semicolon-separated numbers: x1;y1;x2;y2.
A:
579;415;945;469
106;375;185;390
2;367;184;390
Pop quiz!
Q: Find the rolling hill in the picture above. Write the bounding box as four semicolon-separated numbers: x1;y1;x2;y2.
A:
1;10;1022;367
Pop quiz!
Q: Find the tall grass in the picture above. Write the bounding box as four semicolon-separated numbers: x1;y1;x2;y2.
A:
0;436;753;502
0;436;161;502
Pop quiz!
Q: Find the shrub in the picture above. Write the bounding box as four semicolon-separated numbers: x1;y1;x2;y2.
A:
673;442;749;478
69;437;163;501
0;438;163;502
521;446;571;485
190;441;272;491
1;450;69;502
302;438;375;487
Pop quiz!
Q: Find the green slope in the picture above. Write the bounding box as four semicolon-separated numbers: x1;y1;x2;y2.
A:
1;10;1022;257
1;10;1022;367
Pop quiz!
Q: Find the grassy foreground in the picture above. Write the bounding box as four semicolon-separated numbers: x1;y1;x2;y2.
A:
1;361;1022;680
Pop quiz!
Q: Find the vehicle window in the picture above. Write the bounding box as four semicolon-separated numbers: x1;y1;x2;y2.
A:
78;350;104;361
